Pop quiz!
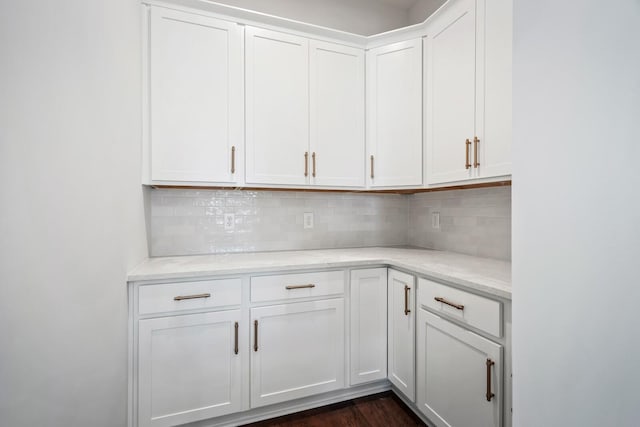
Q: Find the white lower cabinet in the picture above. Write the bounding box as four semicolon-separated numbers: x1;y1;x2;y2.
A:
131;267;510;427
349;268;388;385
137;310;243;427
417;309;503;427
387;269;416;401
250;298;345;408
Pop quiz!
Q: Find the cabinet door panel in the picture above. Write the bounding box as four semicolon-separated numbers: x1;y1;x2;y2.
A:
251;299;345;407
350;268;387;385
245;27;309;185
149;8;242;183
367;39;423;187
425;0;477;185
310;41;365;187
476;0;512;178
417;309;502;427
387;269;415;401
138;310;242;427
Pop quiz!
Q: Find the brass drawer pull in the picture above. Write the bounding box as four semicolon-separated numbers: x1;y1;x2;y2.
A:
312;152;316;178
486;358;495;401
404;285;411;316
231;146;236;174
473;137;480;168
304;152;309;177
253;320;258;352
234;322;239;355
370;155;374;179
285;284;316;290
173;293;211;301
465;139;472;169
434;296;464;311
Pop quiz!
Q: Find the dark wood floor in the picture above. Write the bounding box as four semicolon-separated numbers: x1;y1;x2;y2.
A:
241;392;426;427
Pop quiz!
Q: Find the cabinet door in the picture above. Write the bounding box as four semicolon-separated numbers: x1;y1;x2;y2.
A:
148;7;243;183
245;27;309;185
424;0;477;185
350;268;387;385
417;309;502;427
250;299;345;408
475;0;512;178
309;41;365;187
138;310;242;427
367;39;423;187
387;269;415;401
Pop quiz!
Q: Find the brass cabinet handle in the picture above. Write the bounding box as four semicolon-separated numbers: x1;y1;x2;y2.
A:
304;152;309;177
234;322;239;355
486;358;495;401
231;146;236;174
465;139;472;169
253;320;258;352
312;152;316;178
404;285;411;316
473;137;480;168
285;284;316;290
173;293;211;301
434;296;465;311
370;155;374;179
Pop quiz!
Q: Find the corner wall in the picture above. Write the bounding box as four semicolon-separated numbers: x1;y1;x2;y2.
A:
512;0;640;425
0;1;148;426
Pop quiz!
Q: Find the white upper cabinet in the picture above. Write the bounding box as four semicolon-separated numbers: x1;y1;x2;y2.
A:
424;0;477;184
367;39;423;188
309;41;365;187
245;27;309;185
146;7;243;184
477;0;513;178
425;0;512;185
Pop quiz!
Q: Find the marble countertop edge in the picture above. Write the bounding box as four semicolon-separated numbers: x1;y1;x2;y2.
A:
128;248;512;300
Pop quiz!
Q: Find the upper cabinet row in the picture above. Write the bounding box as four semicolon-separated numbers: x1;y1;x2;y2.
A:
143;0;512;190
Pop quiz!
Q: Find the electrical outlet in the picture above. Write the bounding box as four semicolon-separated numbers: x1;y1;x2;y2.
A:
224;213;235;230
432;212;440;229
303;212;314;229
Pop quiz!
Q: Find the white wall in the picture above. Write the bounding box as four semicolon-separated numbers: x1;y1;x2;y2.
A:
0;1;148;426
512;1;640;425
212;0;411;35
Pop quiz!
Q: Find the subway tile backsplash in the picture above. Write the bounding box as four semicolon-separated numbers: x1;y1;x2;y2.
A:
408;186;511;260
150;190;408;256
150;186;511;260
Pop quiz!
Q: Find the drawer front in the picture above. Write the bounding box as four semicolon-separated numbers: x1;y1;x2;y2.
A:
251;271;345;303
139;278;242;315
418;278;502;337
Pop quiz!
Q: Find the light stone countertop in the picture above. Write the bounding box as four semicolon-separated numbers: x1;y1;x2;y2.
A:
128;247;512;300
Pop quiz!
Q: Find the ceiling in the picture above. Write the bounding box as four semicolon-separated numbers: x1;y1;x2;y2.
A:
376;0;424;9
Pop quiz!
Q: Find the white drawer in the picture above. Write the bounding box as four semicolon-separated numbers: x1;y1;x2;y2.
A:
251;271;345;303
418;278;502;337
139;278;242;315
